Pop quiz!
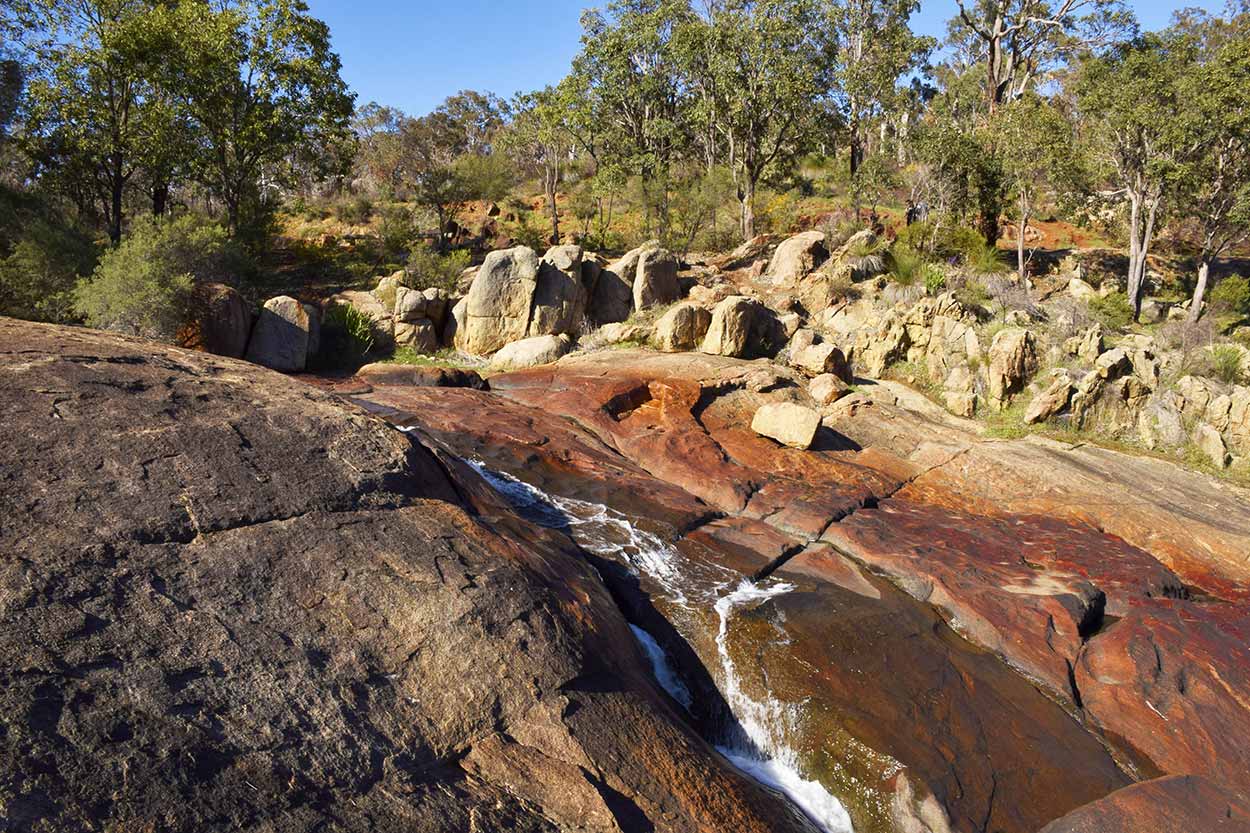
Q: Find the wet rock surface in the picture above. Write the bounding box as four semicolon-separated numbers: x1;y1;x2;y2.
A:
0;318;824;833
340;348;1250;833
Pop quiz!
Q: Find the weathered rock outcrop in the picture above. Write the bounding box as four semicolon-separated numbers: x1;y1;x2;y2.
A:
768;231;828;283
654;302;712;352
0;318;820;833
178;282;253;359
455;245;541;355
244;294;313;372
344;348;1250;833
1038;776;1250;833
633;246;681;311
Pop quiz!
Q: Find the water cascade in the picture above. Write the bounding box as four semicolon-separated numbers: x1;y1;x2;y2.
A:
467;461;854;833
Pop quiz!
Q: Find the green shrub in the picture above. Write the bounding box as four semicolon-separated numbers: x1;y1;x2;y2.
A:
377;204;417;261
887;245;926;286
1210;345;1246;384
965;240;1010;276
507;211;549;251
1211;275;1250;318
955;278;990;309
0;219;98;323
892;220;936;255
925;265;947;295
407;245;470;293
334;195;374;225
1089;291;1133;331
73;214;244;341
316;303;376;368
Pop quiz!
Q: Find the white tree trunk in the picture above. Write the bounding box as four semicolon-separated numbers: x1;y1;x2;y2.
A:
1189;259;1211;323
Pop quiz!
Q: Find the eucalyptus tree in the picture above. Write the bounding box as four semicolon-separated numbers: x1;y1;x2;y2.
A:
1170;8;1250;321
170;0;354;237
949;0;1133;112
501;87;573;243
993;93;1082;281
565;0;696;239
683;0;836;239
395;91;510;250
1076;32;1195;320
826;0;933;176
22;0;171;241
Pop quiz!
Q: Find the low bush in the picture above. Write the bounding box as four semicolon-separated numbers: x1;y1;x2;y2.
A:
887;245;926;286
407;245;471;293
333;195;374;225
0;219;97;324
73;214;245;341
377;204;418;261
316;303;376;368
1089;291;1133;331
1210;345;1246;385
965;241;1010;277
1211;275;1250;319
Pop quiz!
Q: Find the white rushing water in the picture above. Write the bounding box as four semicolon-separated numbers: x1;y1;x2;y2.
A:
464;459;853;833
629;624;694;709
714;581;854;833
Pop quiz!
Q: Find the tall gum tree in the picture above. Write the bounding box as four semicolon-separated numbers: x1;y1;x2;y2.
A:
171;0;354;236
827;0;933;177
683;0;835;239
24;0;171;242
1076;33;1194;320
994;93;1082;281
1170;8;1250;321
950;0;1132;111
565;0;694;240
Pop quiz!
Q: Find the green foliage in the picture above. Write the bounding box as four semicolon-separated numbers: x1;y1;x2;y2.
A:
1210;345;1246;384
334;195;374;225
318;303;375;368
965;240;1010;276
925;265;947;295
0;187;98;323
887;245;926;286
1089;292;1134;331
506;210;550;251
406;246;470;293
74;214;242;340
376;203;418;260
956;278;990;309
1211;275;1250;318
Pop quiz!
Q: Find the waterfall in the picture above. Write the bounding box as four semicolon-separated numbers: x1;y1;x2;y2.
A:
713;580;854;833
465;460;853;833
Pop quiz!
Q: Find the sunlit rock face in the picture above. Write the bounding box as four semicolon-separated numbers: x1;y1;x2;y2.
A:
0;317;826;833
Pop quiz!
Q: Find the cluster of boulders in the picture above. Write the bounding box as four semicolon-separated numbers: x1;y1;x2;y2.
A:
188;226;1250;474
180;285;322;374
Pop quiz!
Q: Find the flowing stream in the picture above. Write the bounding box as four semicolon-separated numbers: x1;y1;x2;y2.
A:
467;461;854;833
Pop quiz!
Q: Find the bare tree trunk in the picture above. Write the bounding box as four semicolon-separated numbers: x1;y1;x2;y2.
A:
545;162;559;244
1131;197;1160;320
1189;258;1212;323
1016;195;1028;283
109;175;124;244
152;180;169;217
1126;191;1142;315
740;175;756;240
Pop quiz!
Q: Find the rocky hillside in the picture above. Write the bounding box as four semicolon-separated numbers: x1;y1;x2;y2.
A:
5;225;1250;833
0;318;821;833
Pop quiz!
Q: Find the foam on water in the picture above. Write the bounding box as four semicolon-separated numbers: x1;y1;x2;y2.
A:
714;580;854;833
462;459;853;832
466;460;686;601
629;624;693;709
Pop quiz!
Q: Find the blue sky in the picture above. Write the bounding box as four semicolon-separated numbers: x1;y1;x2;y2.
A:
306;0;1225;116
